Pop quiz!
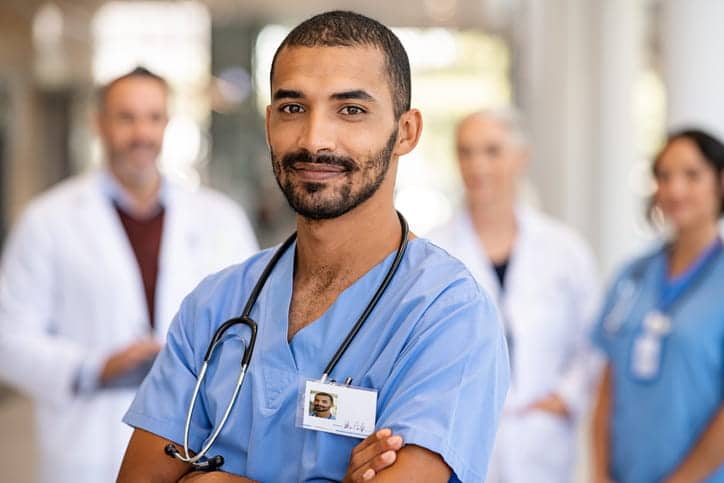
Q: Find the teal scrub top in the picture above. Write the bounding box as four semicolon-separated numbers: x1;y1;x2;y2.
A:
593;245;724;483
124;238;510;482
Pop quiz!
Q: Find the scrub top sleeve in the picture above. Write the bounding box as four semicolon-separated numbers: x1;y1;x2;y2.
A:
123;290;212;451
376;285;509;483
590;266;634;358
590;301;613;358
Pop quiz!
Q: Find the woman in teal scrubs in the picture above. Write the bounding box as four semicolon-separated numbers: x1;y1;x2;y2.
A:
592;129;724;483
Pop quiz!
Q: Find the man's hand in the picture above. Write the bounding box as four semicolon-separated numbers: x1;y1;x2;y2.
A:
526;393;570;418
343;428;403;482
99;338;161;384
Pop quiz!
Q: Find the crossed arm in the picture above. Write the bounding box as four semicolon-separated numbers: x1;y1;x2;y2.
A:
117;427;450;483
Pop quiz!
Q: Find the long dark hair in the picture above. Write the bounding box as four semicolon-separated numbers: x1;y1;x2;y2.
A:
649;128;724;219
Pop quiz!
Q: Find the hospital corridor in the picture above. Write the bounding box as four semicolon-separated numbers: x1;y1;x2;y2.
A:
1;1;723;482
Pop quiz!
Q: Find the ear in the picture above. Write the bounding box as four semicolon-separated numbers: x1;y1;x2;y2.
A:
516;147;530;174
94;111;104;137
265;105;272;147
392;108;423;157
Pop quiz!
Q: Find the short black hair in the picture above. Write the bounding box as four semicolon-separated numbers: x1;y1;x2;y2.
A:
270;10;411;119
97;66;168;111
651;128;724;217
313;392;334;403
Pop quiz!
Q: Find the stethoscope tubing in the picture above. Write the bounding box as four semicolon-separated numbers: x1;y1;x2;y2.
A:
321;211;409;381
167;212;410;470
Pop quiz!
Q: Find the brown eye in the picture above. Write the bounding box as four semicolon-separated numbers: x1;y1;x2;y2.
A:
485;145;501;157
655;170;670;183
685;168;701;181
340;105;365;115
280;104;304;114
457;148;472;159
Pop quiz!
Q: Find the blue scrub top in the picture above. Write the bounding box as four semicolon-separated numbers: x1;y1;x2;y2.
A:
593;246;724;483
124;238;510;482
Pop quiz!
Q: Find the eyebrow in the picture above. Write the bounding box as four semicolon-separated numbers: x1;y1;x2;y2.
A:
272;88;376;103
272;89;304;101
330;90;376;102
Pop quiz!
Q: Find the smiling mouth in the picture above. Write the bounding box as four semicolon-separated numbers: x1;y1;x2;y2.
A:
291;162;348;181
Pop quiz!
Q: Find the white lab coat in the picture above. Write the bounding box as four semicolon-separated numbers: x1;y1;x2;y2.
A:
429;205;599;483
0;171;258;483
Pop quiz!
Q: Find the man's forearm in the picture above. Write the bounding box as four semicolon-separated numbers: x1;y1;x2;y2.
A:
365;445;451;482
665;407;724;483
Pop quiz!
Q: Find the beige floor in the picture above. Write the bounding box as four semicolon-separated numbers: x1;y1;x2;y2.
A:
0;389;37;483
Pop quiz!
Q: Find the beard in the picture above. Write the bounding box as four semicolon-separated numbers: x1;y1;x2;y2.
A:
108;139;162;188
271;129;397;220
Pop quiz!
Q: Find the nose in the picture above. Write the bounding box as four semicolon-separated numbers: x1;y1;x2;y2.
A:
131;116;163;142
662;174;688;197
297;110;336;154
462;152;494;174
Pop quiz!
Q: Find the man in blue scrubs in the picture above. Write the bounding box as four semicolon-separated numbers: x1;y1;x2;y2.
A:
117;10;509;483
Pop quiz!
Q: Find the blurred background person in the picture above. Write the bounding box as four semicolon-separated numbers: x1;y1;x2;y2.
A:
429;108;600;483
0;67;258;483
591;129;724;483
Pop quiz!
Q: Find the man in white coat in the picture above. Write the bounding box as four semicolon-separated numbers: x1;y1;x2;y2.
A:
429;109;599;483
0;67;258;483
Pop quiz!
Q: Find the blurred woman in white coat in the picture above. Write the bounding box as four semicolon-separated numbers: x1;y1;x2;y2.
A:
0;68;259;483
429;109;600;483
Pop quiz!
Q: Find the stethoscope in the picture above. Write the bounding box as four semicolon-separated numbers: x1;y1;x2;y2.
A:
603;239;723;336
165;212;410;470
602;239;722;380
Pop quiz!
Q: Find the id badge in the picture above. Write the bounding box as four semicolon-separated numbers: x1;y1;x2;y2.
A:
298;379;377;439
631;334;661;380
643;311;671;336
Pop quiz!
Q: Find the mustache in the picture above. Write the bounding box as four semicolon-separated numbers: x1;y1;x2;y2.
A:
281;150;358;172
125;140;159;150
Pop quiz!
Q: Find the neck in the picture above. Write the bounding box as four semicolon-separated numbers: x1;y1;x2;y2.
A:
294;201;403;283
467;197;517;263
468;197;515;231
110;166;162;217
669;221;720;276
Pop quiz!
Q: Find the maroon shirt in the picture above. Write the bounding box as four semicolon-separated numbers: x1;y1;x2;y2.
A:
114;204;165;328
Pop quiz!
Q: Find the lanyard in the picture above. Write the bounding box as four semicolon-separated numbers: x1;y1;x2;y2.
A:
630;238;721;381
658;237;722;314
